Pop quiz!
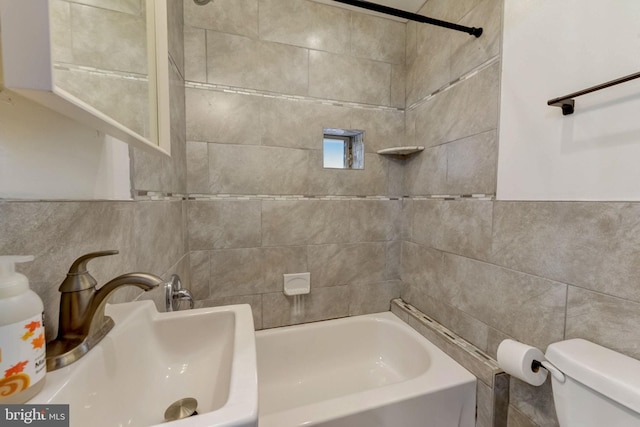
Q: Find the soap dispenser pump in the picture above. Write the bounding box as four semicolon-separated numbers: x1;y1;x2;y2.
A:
0;256;46;403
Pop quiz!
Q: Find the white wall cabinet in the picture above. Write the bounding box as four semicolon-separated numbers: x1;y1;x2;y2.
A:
0;0;170;155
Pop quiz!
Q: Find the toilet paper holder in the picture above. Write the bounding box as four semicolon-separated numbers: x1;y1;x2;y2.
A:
532;359;565;383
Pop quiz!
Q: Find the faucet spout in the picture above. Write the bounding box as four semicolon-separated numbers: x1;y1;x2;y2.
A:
92;272;163;314
46;251;165;371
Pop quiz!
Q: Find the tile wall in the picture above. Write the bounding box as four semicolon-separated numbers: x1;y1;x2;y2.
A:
400;0;640;426
0;0;188;339
3;1;639;426
182;0;406;327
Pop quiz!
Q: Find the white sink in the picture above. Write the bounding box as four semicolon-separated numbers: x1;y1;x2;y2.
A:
30;301;258;427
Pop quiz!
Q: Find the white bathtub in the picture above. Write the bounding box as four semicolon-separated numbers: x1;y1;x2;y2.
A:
256;312;476;427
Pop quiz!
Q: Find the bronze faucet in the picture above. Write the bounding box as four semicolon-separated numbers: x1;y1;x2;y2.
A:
46;250;164;371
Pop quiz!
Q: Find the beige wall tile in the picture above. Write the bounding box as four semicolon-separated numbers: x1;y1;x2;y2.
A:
184;0;258;38
400;241;444;291
187;200;261;249
407;25;451;105
208;144;309;194
402;145;447;195
441;254;567;351
131;152;163;194
186;141;209;193
186;88;261;144
419;0;477;23
262;200;350;246
507;406;540;427
391;63;406;108
387;157;405;197
491;202;640;303
350;14;405;64
184;26;207;82
399;198;414;240
476;380;493;427
407;290;490;352
206;31;309;95
309;50;391;105
566;286;640;359
306;151;389;196
509;379;559;427
0;202;136;286
446;130;498;195
259;0;350;54
349;281;400;315
494;374;510;427
349;199;402;242
2;202;134;339
413;63;500;147
167;0;185;77
385;240;401;280
189;250;211;300
450;0;501;79
307;243;386;287
210;248;266;297
412;199;493;260
406;316;495;386
405;20;418;66
262;286;350;328
350;108;405;153
263;246;309;292
260;98;350;150
134;201;184;274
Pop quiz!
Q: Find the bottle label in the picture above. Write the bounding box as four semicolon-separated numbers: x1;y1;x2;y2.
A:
0;313;46;399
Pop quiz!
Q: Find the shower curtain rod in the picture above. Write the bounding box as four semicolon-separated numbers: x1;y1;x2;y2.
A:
332;0;483;37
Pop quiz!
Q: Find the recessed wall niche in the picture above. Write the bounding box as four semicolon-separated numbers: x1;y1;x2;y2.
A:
322;128;364;170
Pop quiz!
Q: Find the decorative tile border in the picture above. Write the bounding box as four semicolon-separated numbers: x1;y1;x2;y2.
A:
184;55;498;115
390;298;508;427
184;81;404;113
132;191;187;201
406;55;500;112
391;298;501;377
53;62;147;82
409;194;495;201
3;192;494;202
132;193;496;202
186;194;402;201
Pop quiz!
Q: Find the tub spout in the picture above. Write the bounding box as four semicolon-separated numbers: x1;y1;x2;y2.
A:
46;251;164;371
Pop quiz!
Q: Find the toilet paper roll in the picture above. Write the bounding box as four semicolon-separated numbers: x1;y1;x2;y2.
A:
497;339;548;386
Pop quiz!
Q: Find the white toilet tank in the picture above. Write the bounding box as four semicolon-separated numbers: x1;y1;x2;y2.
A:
545;339;640;427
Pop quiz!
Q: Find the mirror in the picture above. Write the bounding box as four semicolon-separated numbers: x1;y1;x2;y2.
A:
51;0;151;140
323;128;365;169
0;0;170;154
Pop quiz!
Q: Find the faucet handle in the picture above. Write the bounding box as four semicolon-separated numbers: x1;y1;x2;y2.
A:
59;250;119;292
165;274;194;311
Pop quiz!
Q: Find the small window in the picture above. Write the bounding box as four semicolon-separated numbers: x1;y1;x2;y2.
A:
322;128;364;170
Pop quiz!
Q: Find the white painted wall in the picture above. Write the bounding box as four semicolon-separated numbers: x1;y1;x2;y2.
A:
0;90;131;200
498;0;640;201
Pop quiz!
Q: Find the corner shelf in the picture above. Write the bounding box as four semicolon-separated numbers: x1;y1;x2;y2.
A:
376;146;425;157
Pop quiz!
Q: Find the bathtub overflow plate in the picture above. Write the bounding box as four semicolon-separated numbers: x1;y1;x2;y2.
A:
164;397;198;421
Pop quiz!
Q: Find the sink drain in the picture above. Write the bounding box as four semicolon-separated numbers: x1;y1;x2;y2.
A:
164;397;198;422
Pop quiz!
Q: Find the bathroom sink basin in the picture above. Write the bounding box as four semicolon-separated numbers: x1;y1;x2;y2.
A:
30;301;258;427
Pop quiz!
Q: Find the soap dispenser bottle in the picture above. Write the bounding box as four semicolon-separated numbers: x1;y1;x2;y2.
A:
0;256;46;403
